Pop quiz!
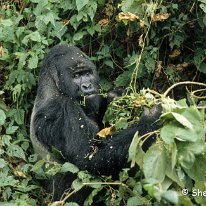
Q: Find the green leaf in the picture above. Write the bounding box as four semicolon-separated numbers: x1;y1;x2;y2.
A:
30;31;41;42
22;31;41;45
46;164;61;176
0;158;7;168
72;31;86;42
166;165;185;188
100;78;113;91
144;184;161;201
0;19;13;27
161;190;178;204
84;187;103;206
0;99;7;112
45;12;56;26
161;107;205;143
7;145;26;160
72;179;83;191
52;22;67;39
177;143;196;169
128;131;140;167
193;181;206;205
76;0;89;11
87;26;96;36
0;203;14;206
203;15;206;26
21;141;30;151
115;69;133;87
179;195;195;206
14;109;25;125
128;131;145;169
143;144;166;183
199;62;206;73
104;60;114;68
2;135;12;146
64;203;79;206
199;2;206;13
33;0;48;16
160;124;175;144
16;26;25;38
30;0;41;3
31;159;45;171
87;1;97;20
6;125;19;134
184;155;206;181
171;112;193;129
115;117;128;130
0;174;19;187
127;196;145;206
0;109;6;125
28;54;38;69
28;154;38;163
61;162;79;174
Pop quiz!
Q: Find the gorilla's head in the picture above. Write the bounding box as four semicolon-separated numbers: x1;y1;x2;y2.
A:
39;44;101;117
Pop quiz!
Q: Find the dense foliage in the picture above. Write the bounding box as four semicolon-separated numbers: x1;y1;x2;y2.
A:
0;0;206;205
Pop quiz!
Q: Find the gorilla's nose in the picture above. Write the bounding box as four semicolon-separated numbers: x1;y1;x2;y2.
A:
81;83;94;93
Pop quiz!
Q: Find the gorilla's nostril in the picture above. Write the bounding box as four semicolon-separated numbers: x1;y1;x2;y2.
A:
82;83;92;90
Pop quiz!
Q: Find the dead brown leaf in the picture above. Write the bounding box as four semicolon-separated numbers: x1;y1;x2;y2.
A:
14;170;27;178
169;48;181;59
0;44;4;57
155;61;163;78
152;13;171;22
118;12;139;21
98;18;110;27
133;97;146;108
97;126;115;138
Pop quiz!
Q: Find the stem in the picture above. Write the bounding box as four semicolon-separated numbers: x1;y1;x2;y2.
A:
129;22;151;93
190;88;206;99
163;81;206;97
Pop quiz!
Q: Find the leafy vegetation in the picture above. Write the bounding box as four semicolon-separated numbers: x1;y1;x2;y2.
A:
0;0;206;205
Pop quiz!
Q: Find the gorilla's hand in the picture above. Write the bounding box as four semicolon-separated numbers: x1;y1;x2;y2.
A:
107;87;124;103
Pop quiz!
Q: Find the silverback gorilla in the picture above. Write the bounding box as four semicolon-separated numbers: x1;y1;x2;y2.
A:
30;44;161;204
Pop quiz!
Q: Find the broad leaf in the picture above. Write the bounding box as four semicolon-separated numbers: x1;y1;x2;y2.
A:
0;109;6;125
61;162;79;174
76;0;89;11
171;112;193;129
143;144;166;183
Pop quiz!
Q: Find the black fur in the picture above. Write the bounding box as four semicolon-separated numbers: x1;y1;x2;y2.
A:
30;44;161;204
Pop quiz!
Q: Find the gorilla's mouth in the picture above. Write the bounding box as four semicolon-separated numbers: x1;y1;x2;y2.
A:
77;92;99;103
85;93;100;101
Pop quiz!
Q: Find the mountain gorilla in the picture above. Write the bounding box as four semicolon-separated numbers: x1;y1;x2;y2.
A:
30;44;161;204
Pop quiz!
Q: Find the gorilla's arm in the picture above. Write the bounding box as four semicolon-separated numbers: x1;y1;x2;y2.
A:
33;97;161;176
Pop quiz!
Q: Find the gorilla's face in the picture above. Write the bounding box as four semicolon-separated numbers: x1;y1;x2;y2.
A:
54;47;100;113
55;47;100;101
71;61;99;97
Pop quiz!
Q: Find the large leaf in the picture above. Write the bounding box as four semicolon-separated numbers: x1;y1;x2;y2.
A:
127;195;146;206
60;162;79;174
0;109;6;125
7;145;26;160
143;144;166;183
184;155;206;181
76;0;89;11
161;107;205;143
128;131;145;169
171;112;193;129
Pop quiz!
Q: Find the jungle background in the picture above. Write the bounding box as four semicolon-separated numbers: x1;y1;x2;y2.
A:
1;0;206;205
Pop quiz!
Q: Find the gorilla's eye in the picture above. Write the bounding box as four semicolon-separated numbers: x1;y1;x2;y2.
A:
73;73;80;78
73;70;93;78
86;70;93;76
